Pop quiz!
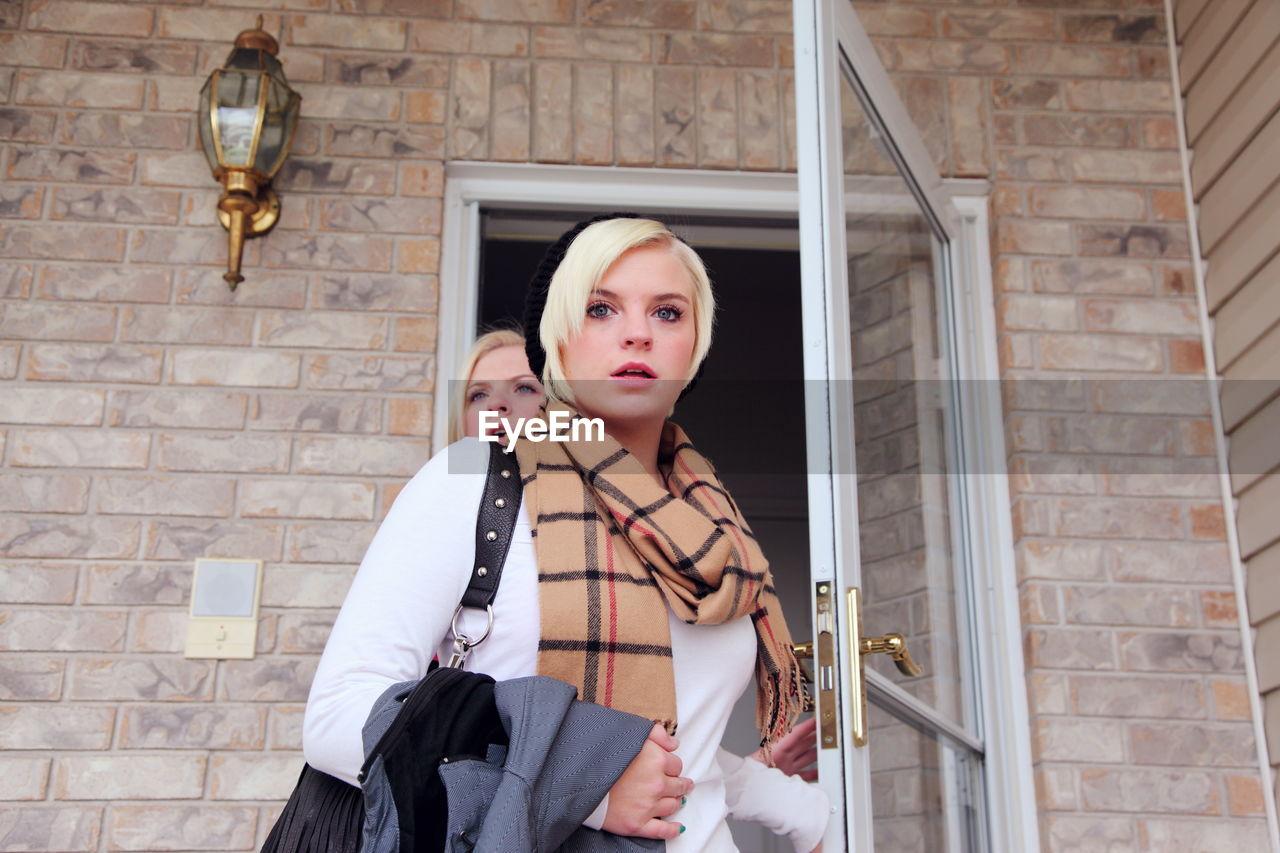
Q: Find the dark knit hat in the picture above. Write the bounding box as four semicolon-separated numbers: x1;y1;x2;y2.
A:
523;212;704;401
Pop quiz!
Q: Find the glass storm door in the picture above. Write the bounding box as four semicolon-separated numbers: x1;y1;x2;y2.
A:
793;2;991;851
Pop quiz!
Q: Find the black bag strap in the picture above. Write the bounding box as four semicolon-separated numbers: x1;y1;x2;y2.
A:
462;442;523;608
447;442;522;667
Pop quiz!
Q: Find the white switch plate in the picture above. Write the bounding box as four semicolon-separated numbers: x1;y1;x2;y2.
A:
185;557;263;660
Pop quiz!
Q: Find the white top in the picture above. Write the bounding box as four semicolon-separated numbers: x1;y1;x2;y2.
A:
303;438;829;852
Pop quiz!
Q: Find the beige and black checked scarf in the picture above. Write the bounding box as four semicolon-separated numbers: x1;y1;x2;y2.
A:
511;400;806;758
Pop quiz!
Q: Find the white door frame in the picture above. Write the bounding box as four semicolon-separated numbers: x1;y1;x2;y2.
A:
433;160;1036;852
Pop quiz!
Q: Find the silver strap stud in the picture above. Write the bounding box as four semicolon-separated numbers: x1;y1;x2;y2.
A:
494;498;506;508
500;469;511;479
485;530;497;541
476;566;488;577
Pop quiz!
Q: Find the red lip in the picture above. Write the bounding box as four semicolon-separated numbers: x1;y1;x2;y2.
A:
610;361;657;379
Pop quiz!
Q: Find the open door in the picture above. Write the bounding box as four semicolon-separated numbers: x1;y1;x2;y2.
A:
794;2;996;851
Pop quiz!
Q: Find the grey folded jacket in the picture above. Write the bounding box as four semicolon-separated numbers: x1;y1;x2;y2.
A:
362;674;664;853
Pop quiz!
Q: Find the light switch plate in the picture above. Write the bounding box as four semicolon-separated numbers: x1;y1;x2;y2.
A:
185;557;263;660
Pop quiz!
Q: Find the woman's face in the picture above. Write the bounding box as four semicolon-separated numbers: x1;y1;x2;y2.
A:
464;344;545;445
560;244;697;427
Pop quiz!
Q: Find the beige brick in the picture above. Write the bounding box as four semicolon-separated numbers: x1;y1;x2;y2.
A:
941;8;1054;40
1040;333;1163;372
1026;628;1115;670
878;39;1010;74
0;609;125;652
409;20;529;56
996;220;1073;255
293;84;400;122
28;0;153;35
74;39;195;76
56;755;206;800
0;33;68;67
0;563;78;604
0;517;139;559
697;68;736;168
279;613;335;653
0;806;102;851
1111;541;1231;583
221;658;317;702
51;187;180;225
26;344;162;384
451;58;491;159
136;150;208;188
276;158;397;195
737;69;778;171
170;350;301;388
261;565;354;608
119;706;266;751
996;149;1071;182
532;61;572;162
176;268;307;309
288;521;376;564
0;262;35;299
0;757;51;800
248;394;381;434
328;51;449;87
400;163;445;197
0;343;18;378
130;227;255;265
991;78;1060;110
1139;819;1271;850
207;754;300;801
95;474;234;517
1014;44;1130;77
270;706;306;749
68;657;214;702
1064;585;1194;627
11;429;149;470
257;310;389;350
263;232;393;272
1210;678;1252;721
1078;223;1189;259
241;480;374;520
296;436;428;477
998;294;1078;331
14;69;144;109
660;33;774;67
1129;721;1257;767
533;25;649;61
36;264;171;303
459;0;570;22
1082;298;1198;335
82;564;189;605
61;111;189;150
1065;79;1173;113
0;657;65;701
1;302;116;342
850;4;933;38
0;473;90;514
1072;150;1181;185
393;316;437;353
118;306;251;346
1034;718;1124;762
1080;768;1218;814
1035;765;1078;810
388;398;431;437
325;123;444;159
0;186;43;218
287;13;406;49
0;705;114;749
397;237;440;274
305;353;432;392
490;61;531;162
145;520;284;562
1045;414;1177;456
107;390;247;429
1044;815;1135;852
156;434;291;474
314;273;435;313
1021;540;1108;581
655;68;696;167
1119;631;1242;673
1072;674;1206;718
129;609;186;653
155;9;280;41
107;805;259;851
1224;773;1267;816
1032;260;1154;295
1028;186;1146;221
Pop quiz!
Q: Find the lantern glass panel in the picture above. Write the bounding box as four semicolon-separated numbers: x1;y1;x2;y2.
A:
197;74;220;173
214;71;262;167
254;76;300;177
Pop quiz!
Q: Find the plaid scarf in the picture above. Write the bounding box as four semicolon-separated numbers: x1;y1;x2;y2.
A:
511;401;805;757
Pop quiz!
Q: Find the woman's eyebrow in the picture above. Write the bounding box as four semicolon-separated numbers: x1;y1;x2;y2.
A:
591;288;690;303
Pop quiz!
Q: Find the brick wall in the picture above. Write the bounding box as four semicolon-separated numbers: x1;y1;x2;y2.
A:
0;0;1272;850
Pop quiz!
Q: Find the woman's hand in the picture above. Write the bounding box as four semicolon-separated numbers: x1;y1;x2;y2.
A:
603;723;692;840
750;716;818;781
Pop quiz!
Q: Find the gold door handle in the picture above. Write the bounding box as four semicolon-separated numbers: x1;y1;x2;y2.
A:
847;587;925;747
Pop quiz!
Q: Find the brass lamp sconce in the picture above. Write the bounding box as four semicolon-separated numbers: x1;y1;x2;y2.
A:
196;17;301;290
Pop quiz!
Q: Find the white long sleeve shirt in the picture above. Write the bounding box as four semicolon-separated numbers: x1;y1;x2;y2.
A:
303;437;828;852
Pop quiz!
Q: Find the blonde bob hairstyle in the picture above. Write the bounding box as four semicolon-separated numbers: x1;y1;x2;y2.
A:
449;327;529;444
538;218;714;405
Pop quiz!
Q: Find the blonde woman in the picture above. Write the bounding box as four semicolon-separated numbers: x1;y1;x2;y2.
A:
305;215;828;851
450;328;546;446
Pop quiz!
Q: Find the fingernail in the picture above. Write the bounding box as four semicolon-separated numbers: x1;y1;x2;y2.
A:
681;796;687;806
679;826;686;834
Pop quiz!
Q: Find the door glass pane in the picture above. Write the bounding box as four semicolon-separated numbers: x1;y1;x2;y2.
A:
869;701;985;853
839;65;971;730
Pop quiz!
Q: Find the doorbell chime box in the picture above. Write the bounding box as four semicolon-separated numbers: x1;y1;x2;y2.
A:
185;557;263;660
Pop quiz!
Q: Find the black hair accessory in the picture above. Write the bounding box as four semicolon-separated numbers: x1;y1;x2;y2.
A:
522;212;704;401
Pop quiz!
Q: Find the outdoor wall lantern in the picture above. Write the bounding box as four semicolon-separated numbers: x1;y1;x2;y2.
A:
196;17;301;290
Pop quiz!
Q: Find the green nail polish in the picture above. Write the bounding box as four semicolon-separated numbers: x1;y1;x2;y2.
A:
679;825;686;834
681;796;687;806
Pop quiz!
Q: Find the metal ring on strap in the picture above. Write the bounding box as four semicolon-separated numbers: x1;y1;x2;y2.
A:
451;603;495;649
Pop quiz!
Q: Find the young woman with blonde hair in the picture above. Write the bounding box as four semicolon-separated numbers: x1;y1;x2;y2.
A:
304;214;828;851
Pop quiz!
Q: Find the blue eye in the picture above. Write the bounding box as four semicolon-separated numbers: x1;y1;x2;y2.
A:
655;305;683;321
468;390;488;403
516;383;542;394
586;302;613;319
